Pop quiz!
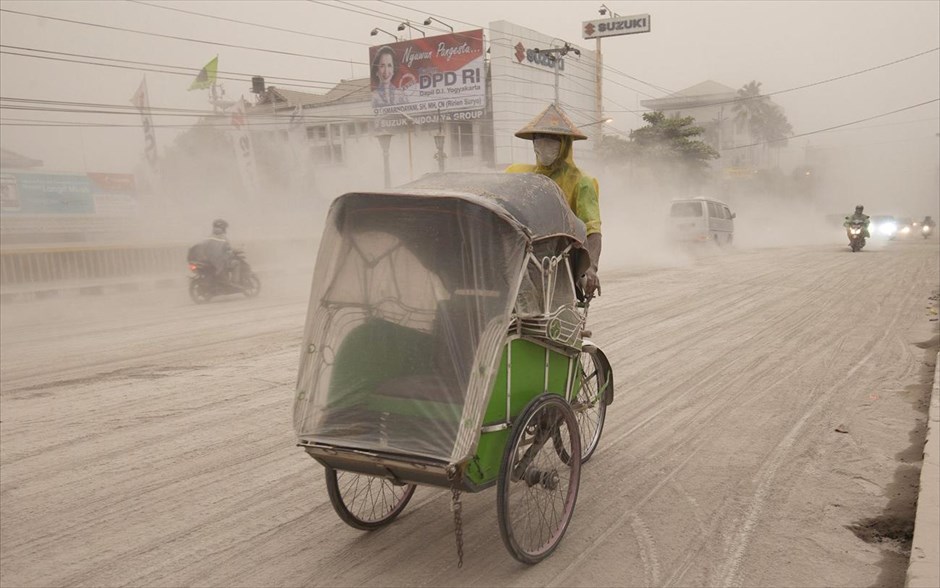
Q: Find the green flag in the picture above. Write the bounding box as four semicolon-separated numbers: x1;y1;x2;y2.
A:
189;56;218;90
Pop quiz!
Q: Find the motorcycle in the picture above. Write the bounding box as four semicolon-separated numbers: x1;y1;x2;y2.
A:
923;225;933;239
188;249;261;303
847;222;866;252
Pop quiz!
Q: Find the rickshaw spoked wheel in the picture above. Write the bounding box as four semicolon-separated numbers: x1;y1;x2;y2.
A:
324;467;416;531
561;346;609;464
497;393;581;564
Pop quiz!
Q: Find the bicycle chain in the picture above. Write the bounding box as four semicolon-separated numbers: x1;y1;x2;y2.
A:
451;487;464;568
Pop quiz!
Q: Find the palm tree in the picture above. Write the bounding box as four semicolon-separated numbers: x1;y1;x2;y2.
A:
731;80;767;137
732;80;792;167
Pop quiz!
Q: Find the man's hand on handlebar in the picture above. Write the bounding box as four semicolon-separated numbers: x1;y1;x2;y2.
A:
580;268;601;299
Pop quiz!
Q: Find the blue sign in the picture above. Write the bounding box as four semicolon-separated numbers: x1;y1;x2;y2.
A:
1;173;96;214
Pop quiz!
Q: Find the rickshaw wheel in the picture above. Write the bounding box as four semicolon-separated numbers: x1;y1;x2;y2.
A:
568;346;609;464
497;393;581;564
324;467;416;531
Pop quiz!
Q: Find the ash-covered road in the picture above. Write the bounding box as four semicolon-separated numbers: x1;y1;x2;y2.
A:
1;239;937;587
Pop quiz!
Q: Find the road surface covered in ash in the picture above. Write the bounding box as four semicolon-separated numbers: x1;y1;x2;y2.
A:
1;239;937;587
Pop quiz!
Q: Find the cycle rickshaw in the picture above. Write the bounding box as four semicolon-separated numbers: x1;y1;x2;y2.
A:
293;172;614;564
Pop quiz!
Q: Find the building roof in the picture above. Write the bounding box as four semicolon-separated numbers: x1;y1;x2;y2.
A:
0;147;43;169
640;80;738;111
251;78;371;113
672;80;737;98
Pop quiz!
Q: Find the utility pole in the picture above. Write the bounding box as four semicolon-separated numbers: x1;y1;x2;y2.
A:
434;109;446;172
533;43;581;106
583;8;652;142
594;5;619;144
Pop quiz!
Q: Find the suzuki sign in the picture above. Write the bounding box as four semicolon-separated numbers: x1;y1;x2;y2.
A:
582;14;651;39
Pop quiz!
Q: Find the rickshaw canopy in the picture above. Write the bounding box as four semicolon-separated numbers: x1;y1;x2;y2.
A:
294;173;587;465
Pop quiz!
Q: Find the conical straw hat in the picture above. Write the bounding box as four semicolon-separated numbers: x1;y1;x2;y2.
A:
514;103;587;141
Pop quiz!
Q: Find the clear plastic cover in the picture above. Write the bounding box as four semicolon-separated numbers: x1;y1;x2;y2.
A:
294;194;528;463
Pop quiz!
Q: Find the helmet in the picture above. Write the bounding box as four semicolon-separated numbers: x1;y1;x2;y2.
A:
212;218;228;231
515;104;587;141
855;205;864;212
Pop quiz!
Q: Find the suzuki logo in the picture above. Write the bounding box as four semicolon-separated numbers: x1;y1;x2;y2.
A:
514;42;525;63
584;23;595;36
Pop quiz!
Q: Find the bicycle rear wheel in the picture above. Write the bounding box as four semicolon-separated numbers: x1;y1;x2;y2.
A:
497;393;581;564
325;467;416;531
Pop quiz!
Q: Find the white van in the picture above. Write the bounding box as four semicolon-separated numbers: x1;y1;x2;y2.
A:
669;197;736;245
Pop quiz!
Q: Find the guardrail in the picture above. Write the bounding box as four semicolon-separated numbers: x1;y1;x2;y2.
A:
1;244;185;286
0;239;316;287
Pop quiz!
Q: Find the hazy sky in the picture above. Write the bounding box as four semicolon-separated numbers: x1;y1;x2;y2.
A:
1;0;938;185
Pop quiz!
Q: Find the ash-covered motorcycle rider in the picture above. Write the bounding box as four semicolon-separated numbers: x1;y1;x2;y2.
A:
204;218;240;284
506;104;602;298
843;205;870;239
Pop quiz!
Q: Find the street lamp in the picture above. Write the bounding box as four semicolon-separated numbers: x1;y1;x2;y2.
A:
370;28;400;42
397;21;426;38
434;134;446;172
580;118;613;128
376;133;393;188
423;16;454;32
433;109;447;172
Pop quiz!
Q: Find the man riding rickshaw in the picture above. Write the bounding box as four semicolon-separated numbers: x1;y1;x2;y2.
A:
292;116;614;566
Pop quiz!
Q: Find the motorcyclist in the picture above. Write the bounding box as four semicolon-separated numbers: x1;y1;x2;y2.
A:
204;219;239;284
506;104;602;297
923;216;935;229
843;205;870;239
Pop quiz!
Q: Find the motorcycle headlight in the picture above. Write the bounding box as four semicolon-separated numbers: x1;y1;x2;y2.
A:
901;226;910;234
924;226;932;233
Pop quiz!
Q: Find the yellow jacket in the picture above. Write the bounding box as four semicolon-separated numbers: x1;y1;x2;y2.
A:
505;136;601;235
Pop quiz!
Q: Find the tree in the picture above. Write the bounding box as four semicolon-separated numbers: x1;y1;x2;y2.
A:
596;134;635;162
628;111;719;171
732;80;793;164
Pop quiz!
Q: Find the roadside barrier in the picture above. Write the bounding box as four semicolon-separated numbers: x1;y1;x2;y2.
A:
0;239;315;287
1;244;184;286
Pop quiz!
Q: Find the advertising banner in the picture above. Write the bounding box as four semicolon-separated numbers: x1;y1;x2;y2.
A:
230;98;260;196
369;29;486;127
582;14;651;39
0;172;137;215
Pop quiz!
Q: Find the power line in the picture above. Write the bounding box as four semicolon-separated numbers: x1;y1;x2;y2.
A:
127;0;370;47
378;0;673;96
0;48;339;92
725;98;940;150
0;3;643;119
305;0;617;101
607;47;940;112
0;8;370;67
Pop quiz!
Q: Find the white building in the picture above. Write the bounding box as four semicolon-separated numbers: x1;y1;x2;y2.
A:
640;80;787;173
243;21;600;202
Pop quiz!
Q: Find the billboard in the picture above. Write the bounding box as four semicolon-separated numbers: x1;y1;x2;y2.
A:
0;172;136;216
582;14;651;39
369;30;486;128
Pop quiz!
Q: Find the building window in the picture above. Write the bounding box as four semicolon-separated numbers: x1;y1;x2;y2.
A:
345;123;357;138
450;122;474;158
307;126;328;141
311;144;344;165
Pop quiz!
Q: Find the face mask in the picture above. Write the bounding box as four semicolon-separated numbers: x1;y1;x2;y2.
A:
533;136;561;166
